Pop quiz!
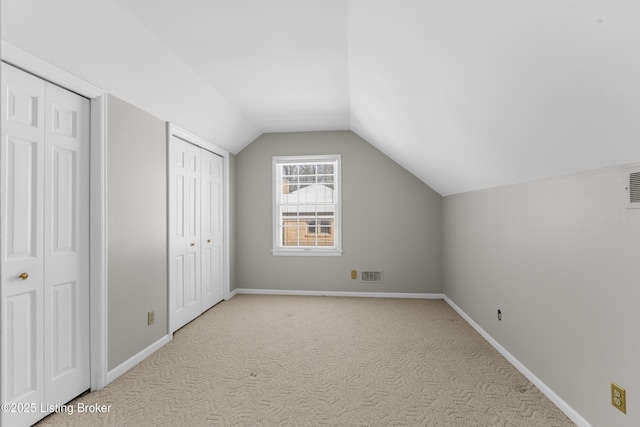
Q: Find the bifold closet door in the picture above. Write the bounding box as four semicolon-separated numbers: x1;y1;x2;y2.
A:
43;81;90;409
1;63;46;427
170;137;202;332
1;62;90;427
200;149;224;310
170;136;224;333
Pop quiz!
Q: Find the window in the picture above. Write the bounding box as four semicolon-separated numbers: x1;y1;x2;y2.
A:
273;155;342;256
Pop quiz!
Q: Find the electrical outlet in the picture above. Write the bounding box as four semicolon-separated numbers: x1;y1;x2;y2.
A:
148;311;155;326
611;382;626;414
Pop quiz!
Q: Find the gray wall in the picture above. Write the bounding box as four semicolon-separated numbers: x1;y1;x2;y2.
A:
236;131;442;293
107;95;168;370
443;164;640;427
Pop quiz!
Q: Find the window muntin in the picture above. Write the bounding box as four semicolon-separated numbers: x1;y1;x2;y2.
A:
273;155;342;256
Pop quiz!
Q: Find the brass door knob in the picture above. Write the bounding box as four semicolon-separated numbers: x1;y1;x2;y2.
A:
19;272;29;281
190;243;195;247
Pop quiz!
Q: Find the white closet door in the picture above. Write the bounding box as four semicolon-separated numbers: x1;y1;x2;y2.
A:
1;63;90;427
1;62;47;427
169;136;188;331
170;137;202;332
200;149;224;310
185;143;202;322
170;134;226;331
43;82;90;406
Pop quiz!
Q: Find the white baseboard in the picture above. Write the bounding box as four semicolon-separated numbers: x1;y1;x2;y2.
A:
105;334;172;386
442;296;591;427
227;288;239;299
234;288;444;299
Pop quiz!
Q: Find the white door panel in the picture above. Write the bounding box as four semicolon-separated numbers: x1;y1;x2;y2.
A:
1;63;90;427
43;82;90;407
1;63;46;427
201;149;223;309
169;136;188;332
210;153;224;306
184;143;201;322
6;137;40;261
200;150;214;309
170;137;202;331
5;291;40;396
174;255;185;309
50;282;76;373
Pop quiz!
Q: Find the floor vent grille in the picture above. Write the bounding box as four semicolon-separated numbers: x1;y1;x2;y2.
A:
361;271;383;283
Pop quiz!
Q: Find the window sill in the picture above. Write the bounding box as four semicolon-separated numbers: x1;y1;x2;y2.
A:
272;249;343;257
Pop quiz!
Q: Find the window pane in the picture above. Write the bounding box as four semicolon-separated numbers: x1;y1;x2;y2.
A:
318;175;333;185
317;163;334;174
286;176;299;194
316;185;333;203
299;165;316;175
282;216;301;246
282;165;299;177
299;176;316;187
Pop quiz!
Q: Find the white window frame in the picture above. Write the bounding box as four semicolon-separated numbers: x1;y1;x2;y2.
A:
272;154;342;256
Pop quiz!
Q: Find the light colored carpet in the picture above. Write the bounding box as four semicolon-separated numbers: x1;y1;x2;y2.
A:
37;295;574;426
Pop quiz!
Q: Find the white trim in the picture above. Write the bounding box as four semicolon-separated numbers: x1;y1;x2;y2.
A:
167;123;232;308
171;125;229;158
223;154;231;300
105;334;172;385
90;95;109;390
234;288;445;299
1;40;103;98
443;296;592;427
2;41;110;393
272;249;343;257
165;123;171;334
272;154;342;255
227;288;239;300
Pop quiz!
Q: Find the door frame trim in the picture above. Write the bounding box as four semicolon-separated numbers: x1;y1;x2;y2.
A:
1;39;109;391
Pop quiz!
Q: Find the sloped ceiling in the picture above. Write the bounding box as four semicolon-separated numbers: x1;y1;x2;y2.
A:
3;0;640;195
112;0;351;134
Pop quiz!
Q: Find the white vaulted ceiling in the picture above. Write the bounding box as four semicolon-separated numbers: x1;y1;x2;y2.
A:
3;0;640;195
112;0;351;133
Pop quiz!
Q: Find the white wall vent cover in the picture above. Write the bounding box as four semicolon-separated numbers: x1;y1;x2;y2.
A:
627;168;640;208
361;271;383;283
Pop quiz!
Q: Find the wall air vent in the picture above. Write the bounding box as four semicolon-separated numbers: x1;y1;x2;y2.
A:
361;271;383;283
627;169;640;209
